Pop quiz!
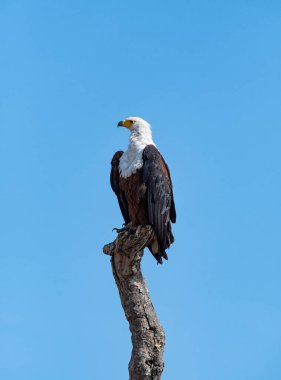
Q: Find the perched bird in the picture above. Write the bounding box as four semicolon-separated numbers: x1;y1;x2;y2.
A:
110;117;176;264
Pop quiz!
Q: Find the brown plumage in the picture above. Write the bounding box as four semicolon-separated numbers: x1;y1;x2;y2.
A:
111;145;176;264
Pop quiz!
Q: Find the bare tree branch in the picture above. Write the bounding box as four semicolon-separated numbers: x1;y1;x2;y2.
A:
103;225;165;380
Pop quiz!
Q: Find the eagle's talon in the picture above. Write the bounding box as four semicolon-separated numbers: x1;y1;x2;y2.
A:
112;222;133;234
112;227;126;233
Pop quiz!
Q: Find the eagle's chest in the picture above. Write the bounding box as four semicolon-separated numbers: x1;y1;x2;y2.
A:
119;168;146;203
119;168;148;226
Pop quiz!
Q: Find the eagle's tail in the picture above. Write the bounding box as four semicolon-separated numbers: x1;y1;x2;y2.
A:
147;222;175;264
147;240;169;265
148;248;167;264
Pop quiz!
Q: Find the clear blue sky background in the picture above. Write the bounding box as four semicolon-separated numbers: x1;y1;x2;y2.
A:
0;1;281;379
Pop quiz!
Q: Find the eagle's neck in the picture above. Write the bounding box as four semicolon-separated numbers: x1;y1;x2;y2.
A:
119;129;155;178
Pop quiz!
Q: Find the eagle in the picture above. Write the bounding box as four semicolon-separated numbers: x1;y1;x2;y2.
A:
110;117;176;264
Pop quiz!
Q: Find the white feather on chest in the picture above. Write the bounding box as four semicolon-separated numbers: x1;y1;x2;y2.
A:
119;128;156;178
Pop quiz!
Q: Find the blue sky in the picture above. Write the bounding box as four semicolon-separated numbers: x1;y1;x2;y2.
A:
0;1;281;379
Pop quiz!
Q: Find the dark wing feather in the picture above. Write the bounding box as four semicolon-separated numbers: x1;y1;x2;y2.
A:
143;145;176;257
161;156;176;223
110;151;130;224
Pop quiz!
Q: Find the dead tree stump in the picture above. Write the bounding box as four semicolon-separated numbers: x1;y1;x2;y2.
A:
103;225;165;380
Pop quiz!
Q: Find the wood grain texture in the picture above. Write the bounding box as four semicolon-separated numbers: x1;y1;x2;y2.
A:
103;225;165;380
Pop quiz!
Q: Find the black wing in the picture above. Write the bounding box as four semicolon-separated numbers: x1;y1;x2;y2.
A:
110;151;130;224
161;154;176;224
143;145;176;255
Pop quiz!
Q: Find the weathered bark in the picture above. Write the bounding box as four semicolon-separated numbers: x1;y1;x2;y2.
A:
103;225;165;380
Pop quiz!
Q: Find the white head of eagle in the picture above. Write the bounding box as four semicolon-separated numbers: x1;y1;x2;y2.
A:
111;116;176;264
117;117;156;178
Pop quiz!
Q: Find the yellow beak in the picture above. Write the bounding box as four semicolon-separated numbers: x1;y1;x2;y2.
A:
117;120;133;128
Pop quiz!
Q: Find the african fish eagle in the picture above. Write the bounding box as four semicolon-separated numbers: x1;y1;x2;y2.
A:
110;117;176;264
